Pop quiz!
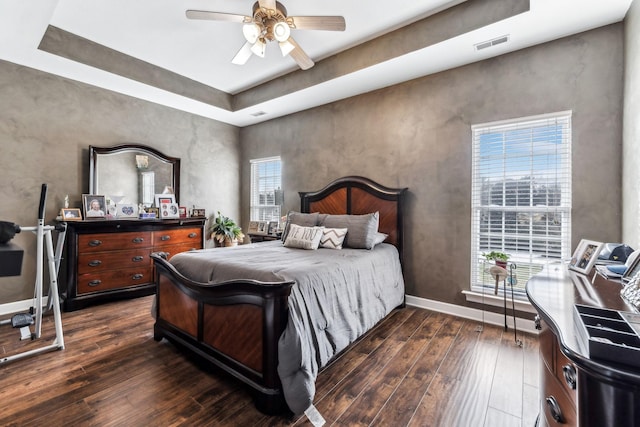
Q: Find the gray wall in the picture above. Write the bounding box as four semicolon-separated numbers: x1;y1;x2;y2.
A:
0;60;240;303
240;25;624;305
623;0;640;248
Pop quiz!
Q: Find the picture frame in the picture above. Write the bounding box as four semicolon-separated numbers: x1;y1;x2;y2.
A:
191;208;206;218
569;239;603;275
623;253;640;283
155;194;176;209
60;208;82;221
116;203;138;218
248;221;261;234
82;194;107;219
160;202;180;219
146;207;159;219
267;221;279;235
179;206;187;219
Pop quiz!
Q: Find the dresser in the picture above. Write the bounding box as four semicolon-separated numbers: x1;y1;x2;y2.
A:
526;265;640;427
63;218;205;311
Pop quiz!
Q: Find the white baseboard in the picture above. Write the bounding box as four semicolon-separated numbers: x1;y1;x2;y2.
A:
0;297;49;317
405;294;538;335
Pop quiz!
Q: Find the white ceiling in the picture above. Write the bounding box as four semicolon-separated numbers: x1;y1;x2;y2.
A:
0;0;634;127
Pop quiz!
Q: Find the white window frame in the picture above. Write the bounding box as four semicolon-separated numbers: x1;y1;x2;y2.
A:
250;156;282;222
470;111;572;299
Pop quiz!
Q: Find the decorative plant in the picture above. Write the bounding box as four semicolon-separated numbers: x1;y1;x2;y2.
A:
482;251;510;263
210;211;244;246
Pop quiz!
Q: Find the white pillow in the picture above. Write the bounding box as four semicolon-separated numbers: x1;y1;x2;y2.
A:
320;227;348;249
283;224;324;250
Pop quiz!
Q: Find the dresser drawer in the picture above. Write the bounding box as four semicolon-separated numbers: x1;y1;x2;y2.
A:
555;344;577;406
541;363;576;426
77;249;152;274
153;227;201;247
77;266;153;294
78;232;152;253
155;243;200;260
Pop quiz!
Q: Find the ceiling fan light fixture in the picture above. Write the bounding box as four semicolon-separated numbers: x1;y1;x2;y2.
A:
273;21;291;42
250;39;266;57
242;22;261;43
279;40;295;56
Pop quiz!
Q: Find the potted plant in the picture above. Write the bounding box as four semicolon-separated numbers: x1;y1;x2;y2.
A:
482;250;510;268
210;211;244;247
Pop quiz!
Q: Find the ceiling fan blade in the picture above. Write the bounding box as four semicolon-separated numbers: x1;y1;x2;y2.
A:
288;16;346;31
186;10;250;23
258;0;277;11
287;37;314;70
232;42;254;65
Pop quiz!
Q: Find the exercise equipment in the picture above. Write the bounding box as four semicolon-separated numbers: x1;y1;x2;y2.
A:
0;184;67;364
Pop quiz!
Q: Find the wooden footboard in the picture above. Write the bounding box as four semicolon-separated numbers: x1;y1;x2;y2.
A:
150;252;295;414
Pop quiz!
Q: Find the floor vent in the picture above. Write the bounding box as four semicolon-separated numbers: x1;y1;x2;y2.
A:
474;35;509;51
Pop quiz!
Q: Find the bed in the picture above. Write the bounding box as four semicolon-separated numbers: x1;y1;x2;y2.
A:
150;176;408;415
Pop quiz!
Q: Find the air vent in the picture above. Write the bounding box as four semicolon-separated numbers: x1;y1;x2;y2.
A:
474;35;509;51
251;111;268;117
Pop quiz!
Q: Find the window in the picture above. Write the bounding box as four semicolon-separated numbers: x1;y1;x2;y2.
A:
471;111;572;297
250;157;282;221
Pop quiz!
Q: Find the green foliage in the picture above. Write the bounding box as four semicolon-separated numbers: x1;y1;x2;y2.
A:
210;211;244;244
482;250;510;262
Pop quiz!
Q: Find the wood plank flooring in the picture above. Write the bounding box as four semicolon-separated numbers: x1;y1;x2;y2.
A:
0;296;539;426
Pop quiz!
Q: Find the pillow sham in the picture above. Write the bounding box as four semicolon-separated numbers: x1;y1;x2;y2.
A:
283;224;324;250
281;212;320;242
373;232;388;246
320;212;379;249
320;227;348;250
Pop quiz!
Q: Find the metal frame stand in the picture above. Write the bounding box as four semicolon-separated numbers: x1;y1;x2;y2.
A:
0;184;66;365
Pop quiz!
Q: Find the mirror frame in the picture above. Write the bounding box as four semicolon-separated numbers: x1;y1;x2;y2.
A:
89;144;180;204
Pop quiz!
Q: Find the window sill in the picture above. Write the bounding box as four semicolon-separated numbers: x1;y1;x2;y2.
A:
462;290;536;314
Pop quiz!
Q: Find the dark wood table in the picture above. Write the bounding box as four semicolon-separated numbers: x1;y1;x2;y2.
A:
526;264;640;426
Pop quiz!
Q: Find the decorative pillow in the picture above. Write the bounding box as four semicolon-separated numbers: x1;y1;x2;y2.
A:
320;212;379;249
281;212;320;242
320;227;348;249
373;232;388;246
283;224;324;250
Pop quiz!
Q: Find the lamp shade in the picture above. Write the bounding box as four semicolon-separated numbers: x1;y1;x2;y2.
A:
273;21;291;42
242;23;261;44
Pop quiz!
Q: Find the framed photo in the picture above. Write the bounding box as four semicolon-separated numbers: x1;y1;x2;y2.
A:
191;208;206;218
160;202;180;219
569;239;603;275
248;221;261;234
116;204;138;218
155;194;176;209
146;207;159;219
623;253;640;283
82;194;106;219
60;208;82;221
179;206;188;218
267;221;279;235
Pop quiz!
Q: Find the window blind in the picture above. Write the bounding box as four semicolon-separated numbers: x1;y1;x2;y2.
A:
250;157;282;222
471;111;572;296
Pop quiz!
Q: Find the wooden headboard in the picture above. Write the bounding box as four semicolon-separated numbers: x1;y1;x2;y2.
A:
299;176;408;261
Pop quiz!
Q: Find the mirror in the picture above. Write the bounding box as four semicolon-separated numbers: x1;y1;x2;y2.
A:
89;144;180;207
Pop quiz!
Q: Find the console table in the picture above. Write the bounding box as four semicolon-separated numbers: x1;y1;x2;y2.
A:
63;218;205;311
526;264;640;426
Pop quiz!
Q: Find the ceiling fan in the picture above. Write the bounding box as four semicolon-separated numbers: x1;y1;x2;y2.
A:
186;0;345;70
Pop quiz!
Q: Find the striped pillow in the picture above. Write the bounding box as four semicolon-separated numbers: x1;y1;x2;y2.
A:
320;227;348;250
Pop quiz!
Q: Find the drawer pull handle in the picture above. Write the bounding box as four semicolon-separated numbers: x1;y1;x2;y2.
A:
88;260;102;267
132;274;144;280
88;280;102;287
161;235;171;241
132;256;144;262
562;364;577;389
88;240;102;247
132;237;144;244
534;315;541;330
545;396;565;424
188;232;197;238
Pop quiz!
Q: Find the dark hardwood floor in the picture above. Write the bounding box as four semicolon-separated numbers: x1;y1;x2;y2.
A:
0;296;539;426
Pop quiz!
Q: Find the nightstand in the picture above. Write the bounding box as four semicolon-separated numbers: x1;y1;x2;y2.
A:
248;233;281;243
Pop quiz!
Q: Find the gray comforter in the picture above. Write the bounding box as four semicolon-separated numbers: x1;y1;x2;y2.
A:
169;241;405;414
